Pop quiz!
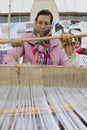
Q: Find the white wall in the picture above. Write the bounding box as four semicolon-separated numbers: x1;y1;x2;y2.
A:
0;0;87;14
0;0;34;13
55;0;87;13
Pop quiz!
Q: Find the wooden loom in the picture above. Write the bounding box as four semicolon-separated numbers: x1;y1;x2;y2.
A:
0;64;87;130
0;35;87;129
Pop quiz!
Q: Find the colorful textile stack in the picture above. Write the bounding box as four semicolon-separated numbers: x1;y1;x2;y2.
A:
0;43;12;64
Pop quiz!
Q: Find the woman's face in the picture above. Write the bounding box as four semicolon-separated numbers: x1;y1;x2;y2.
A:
35;15;51;35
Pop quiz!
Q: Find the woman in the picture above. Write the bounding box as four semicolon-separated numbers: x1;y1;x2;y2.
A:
3;9;71;66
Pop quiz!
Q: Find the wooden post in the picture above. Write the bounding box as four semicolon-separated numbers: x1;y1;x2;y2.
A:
8;0;11;39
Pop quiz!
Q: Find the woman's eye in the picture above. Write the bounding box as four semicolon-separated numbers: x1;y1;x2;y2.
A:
38;21;42;25
37;21;50;26
45;23;50;26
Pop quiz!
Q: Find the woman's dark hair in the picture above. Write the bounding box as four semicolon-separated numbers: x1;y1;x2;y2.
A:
35;9;53;24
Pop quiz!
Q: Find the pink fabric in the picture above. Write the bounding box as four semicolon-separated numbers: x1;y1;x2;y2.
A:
3;33;71;66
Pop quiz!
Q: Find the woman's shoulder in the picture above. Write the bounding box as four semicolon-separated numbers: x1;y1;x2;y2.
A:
50;38;62;48
21;32;36;38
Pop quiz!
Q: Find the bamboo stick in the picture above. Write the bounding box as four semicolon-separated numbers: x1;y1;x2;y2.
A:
8;0;11;39
0;101;86;116
0;104;71;116
0;33;87;47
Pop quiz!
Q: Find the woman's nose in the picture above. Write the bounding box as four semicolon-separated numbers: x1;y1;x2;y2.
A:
41;23;46;28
